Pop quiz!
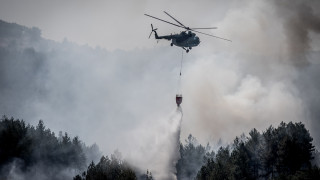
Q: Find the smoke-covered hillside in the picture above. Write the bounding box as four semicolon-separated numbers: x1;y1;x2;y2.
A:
0;116;102;179
1;116;319;180
0;19;187;178
0;18;181;151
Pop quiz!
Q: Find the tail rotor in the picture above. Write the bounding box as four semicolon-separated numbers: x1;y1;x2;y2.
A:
148;24;158;39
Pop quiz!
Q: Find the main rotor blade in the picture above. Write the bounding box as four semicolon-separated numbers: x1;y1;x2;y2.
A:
163;11;187;28
191;27;217;30
192;29;232;42
144;14;184;29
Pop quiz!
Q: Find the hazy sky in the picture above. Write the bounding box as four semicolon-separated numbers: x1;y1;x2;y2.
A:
1;0;320;178
0;0;235;51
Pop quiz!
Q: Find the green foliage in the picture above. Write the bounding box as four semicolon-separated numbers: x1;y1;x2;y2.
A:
176;134;215;180
231;138;251;179
74;155;137;180
0;116;87;178
0;116;32;166
0;116;135;179
196;121;318;180
214;146;234;179
144;169;153;180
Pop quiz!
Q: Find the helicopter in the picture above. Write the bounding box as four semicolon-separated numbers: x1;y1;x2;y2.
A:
144;11;231;53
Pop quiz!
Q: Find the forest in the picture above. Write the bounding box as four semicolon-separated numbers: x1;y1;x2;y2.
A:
0;116;319;179
0;116;101;179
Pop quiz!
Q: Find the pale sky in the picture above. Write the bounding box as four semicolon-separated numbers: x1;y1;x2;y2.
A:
0;0;235;51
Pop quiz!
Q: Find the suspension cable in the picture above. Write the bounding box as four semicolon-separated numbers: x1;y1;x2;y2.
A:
180;49;183;76
177;49;184;95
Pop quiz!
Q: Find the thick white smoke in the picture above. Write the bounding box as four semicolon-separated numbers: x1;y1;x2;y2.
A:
126;107;182;180
181;55;306;144
178;0;320;148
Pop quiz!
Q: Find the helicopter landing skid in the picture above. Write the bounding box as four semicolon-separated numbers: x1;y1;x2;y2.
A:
182;47;190;53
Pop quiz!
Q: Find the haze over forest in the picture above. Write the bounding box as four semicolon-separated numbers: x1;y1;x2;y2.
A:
1;0;320;179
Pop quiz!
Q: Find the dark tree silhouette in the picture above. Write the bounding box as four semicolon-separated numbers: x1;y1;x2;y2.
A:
176;134;215;180
0;116;32;167
0;116;90;179
196;121;320;180
74;155;137;180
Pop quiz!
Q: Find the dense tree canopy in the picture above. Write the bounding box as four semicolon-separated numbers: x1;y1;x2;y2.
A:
176;134;215;179
0;116;95;179
73;155;137;180
0;116;140;180
1;116;319;180
196;122;320;180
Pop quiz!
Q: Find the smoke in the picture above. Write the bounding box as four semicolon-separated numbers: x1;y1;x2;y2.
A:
272;0;320;67
2;156;70;180
126;107;182;180
180;0;320;148
3;159;78;180
269;0;320;147
1;19;187;179
182;56;305;145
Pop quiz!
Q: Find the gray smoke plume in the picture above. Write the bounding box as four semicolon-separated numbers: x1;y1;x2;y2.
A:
0;19;184;179
126;107;182;180
268;0;320;147
272;0;320;67
179;0;320;149
3;159;78;180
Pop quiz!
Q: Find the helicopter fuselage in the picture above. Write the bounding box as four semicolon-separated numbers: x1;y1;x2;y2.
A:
154;30;200;51
171;32;200;47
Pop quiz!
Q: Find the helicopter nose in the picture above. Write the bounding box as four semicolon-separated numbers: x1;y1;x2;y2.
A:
195;36;200;43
